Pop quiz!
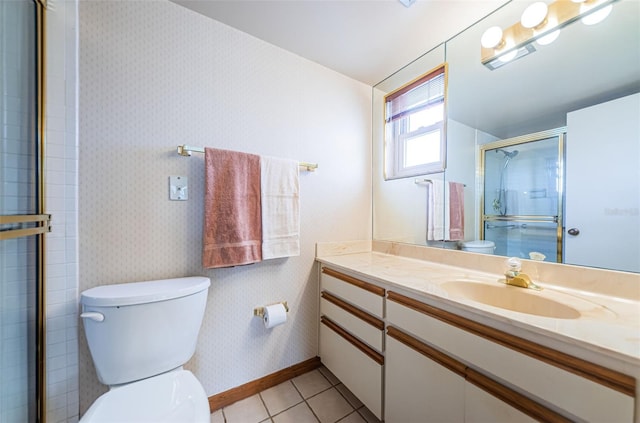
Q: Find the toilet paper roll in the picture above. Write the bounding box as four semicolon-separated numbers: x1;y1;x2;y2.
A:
263;303;287;329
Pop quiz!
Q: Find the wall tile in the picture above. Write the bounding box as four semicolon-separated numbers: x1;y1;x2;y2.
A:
44;0;79;421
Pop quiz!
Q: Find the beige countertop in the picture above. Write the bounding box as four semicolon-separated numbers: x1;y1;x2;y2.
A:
317;250;640;372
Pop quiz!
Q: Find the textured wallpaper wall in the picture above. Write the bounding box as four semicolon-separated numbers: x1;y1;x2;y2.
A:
78;0;371;413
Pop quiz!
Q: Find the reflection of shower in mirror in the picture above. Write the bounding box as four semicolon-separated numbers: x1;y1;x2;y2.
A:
482;131;564;262
496;148;519;159
493;148;519;216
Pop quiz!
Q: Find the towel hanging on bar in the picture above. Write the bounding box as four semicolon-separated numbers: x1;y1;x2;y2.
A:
202;148;262;268
425;180;465;241
177;144;318;171
260;156;300;260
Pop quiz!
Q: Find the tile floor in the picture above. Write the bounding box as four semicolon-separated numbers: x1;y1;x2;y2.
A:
209;366;381;423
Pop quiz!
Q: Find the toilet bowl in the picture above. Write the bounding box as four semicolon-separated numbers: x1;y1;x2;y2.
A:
460;240;496;254
80;368;210;423
79;276;211;423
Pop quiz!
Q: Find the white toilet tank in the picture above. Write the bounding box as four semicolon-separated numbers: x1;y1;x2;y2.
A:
460;240;496;254
81;276;210;386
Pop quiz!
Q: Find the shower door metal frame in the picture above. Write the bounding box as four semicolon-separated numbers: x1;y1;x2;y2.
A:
0;0;49;421
478;127;565;263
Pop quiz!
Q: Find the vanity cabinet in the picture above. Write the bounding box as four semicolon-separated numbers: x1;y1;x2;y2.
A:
317;264;636;422
386;326;540;423
319;267;385;419
385;328;466;422
386;291;636;422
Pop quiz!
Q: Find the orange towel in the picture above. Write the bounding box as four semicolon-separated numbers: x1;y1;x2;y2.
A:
203;148;262;268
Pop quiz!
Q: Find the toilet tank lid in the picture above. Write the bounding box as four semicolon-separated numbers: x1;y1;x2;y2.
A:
81;277;210;307
461;240;495;247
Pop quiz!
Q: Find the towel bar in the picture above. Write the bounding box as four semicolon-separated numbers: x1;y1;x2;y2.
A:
177;145;318;171
415;178;466;187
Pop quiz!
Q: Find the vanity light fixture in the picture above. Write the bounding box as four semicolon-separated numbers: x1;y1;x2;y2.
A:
480;26;504;49
521;2;549;30
571;0;613;25
480;25;537;70
481;0;619;70
520;2;561;46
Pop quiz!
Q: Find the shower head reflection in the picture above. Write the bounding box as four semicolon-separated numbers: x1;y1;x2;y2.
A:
496;148;519;159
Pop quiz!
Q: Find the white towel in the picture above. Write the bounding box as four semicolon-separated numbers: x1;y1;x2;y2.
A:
260;156;300;260
427;179;446;241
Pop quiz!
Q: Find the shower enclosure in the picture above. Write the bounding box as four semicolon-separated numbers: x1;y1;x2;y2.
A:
480;129;564;262
1;1;46;421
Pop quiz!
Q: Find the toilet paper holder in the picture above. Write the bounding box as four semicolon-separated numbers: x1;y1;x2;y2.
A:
254;301;289;318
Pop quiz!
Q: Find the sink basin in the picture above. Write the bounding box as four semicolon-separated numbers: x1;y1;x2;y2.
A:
441;280;581;319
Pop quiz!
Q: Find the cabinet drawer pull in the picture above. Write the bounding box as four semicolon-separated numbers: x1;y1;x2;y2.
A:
322;268;386;297
387;326;465;377
321;316;384;365
321;291;384;330
388;326;572;423
466;368;572;423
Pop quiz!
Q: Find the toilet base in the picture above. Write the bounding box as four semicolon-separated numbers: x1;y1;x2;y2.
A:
80;369;209;423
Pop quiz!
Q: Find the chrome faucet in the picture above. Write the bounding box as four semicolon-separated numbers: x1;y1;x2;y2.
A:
503;257;542;291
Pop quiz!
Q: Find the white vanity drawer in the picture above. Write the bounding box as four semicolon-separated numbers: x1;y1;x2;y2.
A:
320;317;383;420
320;292;384;352
387;292;635;423
321;267;384;318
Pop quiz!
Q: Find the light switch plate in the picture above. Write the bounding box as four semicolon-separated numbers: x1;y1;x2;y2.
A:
169;176;188;200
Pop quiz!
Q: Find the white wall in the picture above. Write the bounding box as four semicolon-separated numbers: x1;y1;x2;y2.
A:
77;0;371;414
445;119;477;241
372;45;445;245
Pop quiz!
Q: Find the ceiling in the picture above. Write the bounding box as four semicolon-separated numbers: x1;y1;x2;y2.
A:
171;0;510;86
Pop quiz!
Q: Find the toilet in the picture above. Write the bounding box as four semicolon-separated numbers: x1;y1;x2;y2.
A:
79;276;211;423
460;240;496;254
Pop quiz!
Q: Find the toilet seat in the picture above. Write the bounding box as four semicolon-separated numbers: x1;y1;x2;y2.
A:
80;369;210;423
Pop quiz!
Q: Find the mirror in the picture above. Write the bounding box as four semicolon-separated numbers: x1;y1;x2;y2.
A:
373;0;640;272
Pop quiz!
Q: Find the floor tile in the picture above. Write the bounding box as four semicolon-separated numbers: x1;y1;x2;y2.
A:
213;365;376;423
223;394;269;423
272;402;319;423
307;388;354;423
261;380;303;415
292;369;332;399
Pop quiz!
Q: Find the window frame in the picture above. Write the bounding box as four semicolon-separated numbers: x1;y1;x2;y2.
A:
383;64;447;181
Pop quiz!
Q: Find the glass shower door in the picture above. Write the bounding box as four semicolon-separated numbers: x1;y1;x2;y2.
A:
1;1;46;422
481;130;564;262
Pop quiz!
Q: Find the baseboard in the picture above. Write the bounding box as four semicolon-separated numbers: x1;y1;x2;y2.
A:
208;356;322;412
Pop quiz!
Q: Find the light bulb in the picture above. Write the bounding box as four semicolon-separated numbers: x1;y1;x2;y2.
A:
481;26;504;49
581;3;612;25
521;2;549;29
536;29;560;45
